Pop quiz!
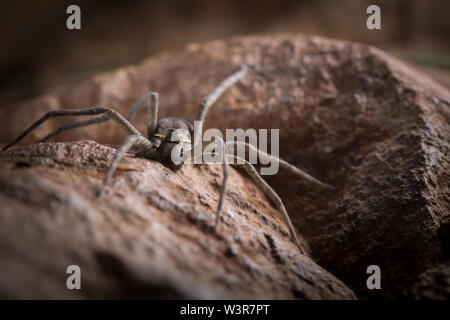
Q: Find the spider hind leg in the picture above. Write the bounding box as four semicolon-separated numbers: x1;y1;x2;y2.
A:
2;107;142;151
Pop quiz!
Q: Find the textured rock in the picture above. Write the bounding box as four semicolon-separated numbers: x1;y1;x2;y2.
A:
1;34;449;298
0;141;355;299
411;261;450;299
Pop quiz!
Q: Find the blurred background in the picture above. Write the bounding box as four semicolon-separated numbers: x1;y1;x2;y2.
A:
1;0;449;105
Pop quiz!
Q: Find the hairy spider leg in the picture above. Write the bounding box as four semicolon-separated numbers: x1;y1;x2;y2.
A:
127;92;159;138
2;107;143;151
199;150;307;253
97;134;152;196
226;141;334;190
227;154;307;253
192;138;229;229
39;114;109;142
193;65;247;147
209;137;229;228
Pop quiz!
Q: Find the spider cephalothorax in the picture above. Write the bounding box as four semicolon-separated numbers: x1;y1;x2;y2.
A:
2;65;333;254
135;117;193;170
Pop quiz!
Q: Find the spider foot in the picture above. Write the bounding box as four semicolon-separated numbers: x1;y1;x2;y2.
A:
214;214;221;232
94;186;105;198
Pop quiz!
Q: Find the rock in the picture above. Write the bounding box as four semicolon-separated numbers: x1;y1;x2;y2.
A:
1;34;449;298
0;141;355;299
411;261;450;299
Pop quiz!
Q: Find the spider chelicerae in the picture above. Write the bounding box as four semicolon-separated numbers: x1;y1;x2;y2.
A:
2;65;333;253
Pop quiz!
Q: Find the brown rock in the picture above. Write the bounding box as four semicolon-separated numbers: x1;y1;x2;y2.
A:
0;141;355;299
1;34;449;298
411;261;450;300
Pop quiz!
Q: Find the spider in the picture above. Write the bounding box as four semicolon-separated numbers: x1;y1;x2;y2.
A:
2;65;333;254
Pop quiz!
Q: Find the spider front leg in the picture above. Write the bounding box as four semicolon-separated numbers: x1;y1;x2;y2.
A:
196;138;229;229
188;65;246;226
97;134;152;196
213;143;229;228
199;148;306;253
227;154;307;253
193;65;247;146
226;141;334;190
197;137;307;254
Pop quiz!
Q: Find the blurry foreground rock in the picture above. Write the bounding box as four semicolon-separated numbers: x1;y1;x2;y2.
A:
0;141;355;299
0;34;449;298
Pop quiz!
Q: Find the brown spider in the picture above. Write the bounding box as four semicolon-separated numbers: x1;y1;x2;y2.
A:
2;65;332;253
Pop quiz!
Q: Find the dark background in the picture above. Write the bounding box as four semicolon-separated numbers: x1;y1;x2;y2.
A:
1;0;449;104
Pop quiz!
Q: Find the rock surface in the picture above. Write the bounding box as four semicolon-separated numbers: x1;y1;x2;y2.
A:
1;34;449;299
411;261;450;299
0;141;355;299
